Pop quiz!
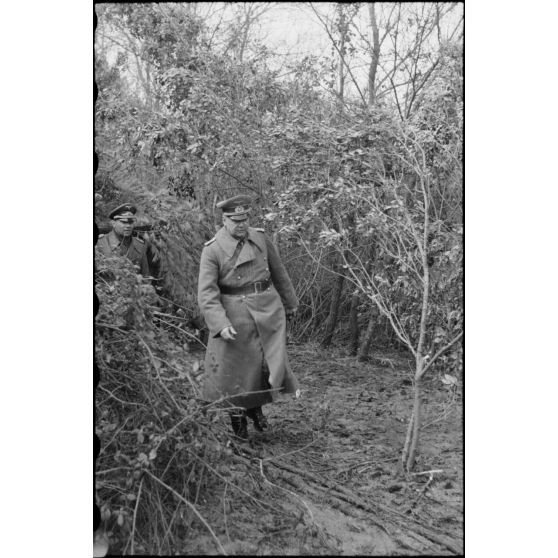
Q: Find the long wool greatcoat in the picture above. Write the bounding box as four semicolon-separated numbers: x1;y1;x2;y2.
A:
198;226;299;409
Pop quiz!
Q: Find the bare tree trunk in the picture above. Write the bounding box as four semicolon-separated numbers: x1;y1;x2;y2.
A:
321;273;345;348
237;6;252;62
400;408;414;473
338;8;347;104
309;3;367;106
401;170;431;472
400;356;423;473
348;293;360;356
357;308;375;362
405;370;422;471
368;3;380;106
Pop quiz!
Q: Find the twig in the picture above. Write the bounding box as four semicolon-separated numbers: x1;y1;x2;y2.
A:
95;466;132;476
339;457;393;474
97;384;147;408
157;356;201;397
95;321;131;334
152;413;198;457
407;471;435;512
136;334;183;412
308;3;368;107
98;415;133;456
199;387;283;409
262;436;319;462
410;469;444;476
150;294;193;313
259;459;314;523
129;477;144;555
223;484;231;545
186;445;286;515
419;331;463;378
153;311;190;321
160;499;183;551
153;315;207;349
145;470;228;556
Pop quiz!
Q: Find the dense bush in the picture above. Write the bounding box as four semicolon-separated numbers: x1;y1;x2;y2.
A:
95;252;226;554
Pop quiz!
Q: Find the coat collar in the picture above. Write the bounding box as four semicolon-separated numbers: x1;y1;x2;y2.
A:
106;230;128;250
215;227;265;260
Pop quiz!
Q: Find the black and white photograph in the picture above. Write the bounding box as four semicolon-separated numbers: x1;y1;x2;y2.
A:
93;2;464;555
12;1;558;557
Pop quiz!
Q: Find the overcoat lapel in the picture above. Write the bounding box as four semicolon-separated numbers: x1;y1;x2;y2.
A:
235;242;255;267
215;227;237;258
215;227;266;270
246;228;266;252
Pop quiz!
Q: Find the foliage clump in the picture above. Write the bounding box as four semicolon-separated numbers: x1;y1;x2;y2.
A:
95;252;227;554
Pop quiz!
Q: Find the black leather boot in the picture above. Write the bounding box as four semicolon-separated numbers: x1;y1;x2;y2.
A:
229;411;248;439
246;406;269;432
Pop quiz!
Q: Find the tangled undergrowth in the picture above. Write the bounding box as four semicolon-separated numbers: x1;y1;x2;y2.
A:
95;250;208;554
94;253;331;555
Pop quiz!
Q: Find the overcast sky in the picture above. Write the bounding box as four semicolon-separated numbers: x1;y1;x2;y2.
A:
99;2;463;102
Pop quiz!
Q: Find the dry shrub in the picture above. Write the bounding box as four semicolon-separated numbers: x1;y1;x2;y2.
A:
94;251;227;554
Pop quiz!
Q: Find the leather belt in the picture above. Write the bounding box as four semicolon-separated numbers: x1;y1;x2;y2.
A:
219;279;271;296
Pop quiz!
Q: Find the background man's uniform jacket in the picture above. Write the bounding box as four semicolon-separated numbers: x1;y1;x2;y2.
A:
97;231;151;277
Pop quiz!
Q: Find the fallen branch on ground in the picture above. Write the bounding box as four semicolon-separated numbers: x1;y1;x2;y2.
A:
236;445;461;554
145;470;228;556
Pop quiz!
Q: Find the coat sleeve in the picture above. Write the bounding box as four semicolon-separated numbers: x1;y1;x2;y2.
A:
198;246;232;337
265;236;298;312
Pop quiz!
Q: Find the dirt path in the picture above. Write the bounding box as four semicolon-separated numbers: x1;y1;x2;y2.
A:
190;344;463;555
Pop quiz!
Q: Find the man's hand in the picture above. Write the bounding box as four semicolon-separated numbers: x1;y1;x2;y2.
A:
220;326;237;341
285;308;297;321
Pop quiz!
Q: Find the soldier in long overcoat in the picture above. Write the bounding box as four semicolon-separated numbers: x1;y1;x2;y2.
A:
97;203;151;277
198;195;299;439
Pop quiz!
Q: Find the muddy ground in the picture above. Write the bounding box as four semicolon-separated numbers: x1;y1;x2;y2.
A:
187;343;463;556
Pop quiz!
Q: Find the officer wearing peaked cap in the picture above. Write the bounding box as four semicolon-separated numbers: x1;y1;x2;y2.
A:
215;194;253;219
108;203;137;220
97;203;151;277
198;194;300;440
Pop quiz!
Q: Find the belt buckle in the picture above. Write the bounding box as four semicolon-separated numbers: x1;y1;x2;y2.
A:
254;281;263;293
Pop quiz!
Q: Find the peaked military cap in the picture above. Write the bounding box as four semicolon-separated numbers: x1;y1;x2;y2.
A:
217;194;253;221
109;203;137;220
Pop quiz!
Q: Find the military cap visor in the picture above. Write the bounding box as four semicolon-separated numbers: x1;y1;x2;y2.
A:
113;213;136;222
217;195;253;218
226;213;249;222
109;203;137;220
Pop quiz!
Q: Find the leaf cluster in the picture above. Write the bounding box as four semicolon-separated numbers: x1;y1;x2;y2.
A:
95;251;224;553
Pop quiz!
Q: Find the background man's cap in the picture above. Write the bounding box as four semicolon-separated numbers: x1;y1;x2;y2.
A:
217;195;253;221
109;203;137;220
